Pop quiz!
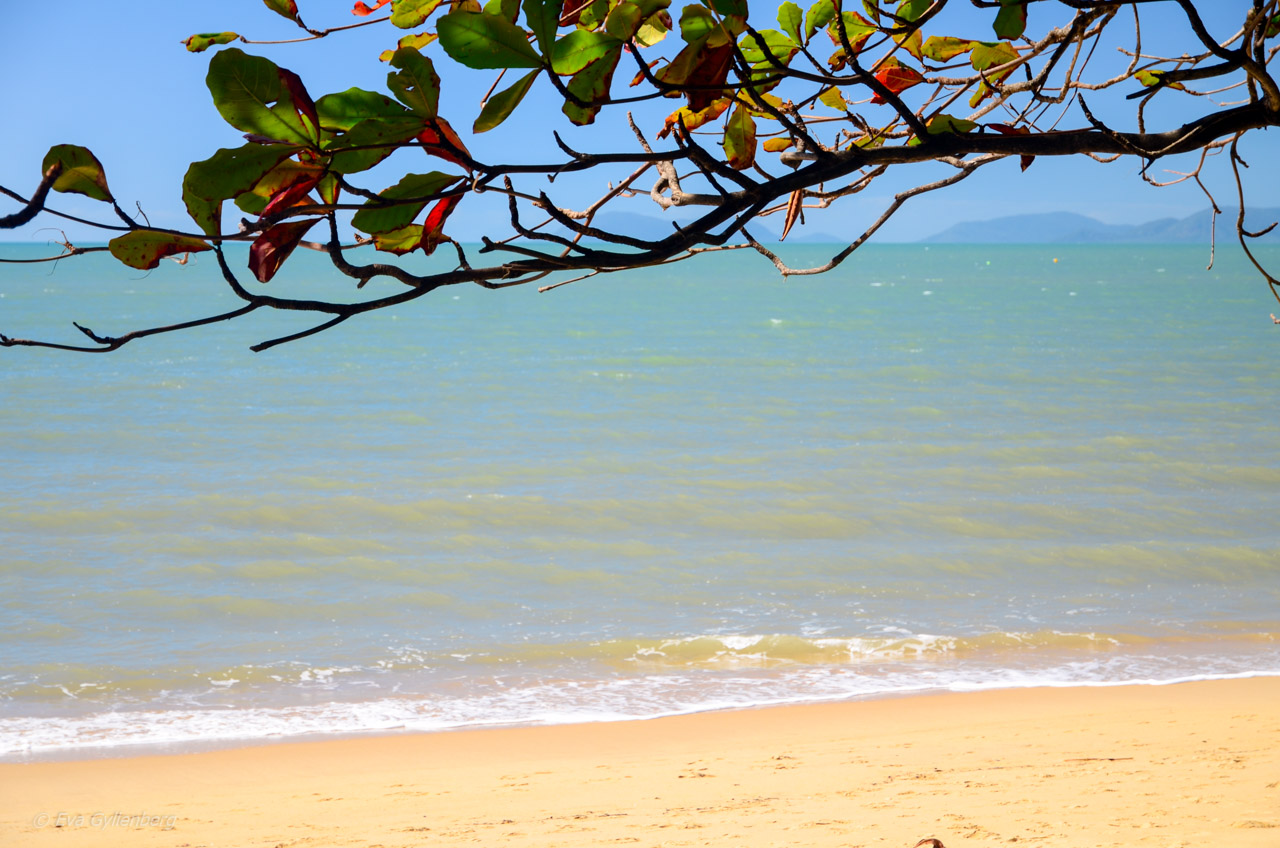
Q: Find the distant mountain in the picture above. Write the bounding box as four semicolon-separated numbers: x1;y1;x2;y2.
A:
920;208;1280;244
521;206;1279;246
589;212;689;241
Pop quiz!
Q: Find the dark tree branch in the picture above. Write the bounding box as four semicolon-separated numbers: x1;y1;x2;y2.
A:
3;0;1277;351
0;304;261;353
0;164;62;229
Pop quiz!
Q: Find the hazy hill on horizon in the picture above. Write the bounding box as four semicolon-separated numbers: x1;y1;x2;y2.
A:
920;208;1280;244
534;207;1280;246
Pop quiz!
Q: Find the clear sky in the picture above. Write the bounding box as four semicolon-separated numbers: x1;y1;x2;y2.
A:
1;1;1275;245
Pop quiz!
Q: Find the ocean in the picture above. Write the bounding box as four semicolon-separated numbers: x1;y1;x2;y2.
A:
1;242;1277;760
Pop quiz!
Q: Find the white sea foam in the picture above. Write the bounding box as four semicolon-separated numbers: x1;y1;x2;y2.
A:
4;651;1279;760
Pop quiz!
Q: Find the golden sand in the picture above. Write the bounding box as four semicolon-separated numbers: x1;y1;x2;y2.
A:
3;677;1278;848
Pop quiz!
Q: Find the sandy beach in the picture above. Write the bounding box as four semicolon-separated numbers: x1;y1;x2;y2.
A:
3;677;1278;848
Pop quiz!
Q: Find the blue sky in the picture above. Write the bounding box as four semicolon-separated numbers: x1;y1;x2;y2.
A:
2;1;1275;245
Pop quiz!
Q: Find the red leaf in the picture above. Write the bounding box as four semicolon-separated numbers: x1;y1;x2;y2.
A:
249;217;321;283
259;171;323;219
420;194;462;255
684;43;734;112
870;63;924;104
417;118;473;170
561;0;583;26
278;68;320;143
989;122;1034;171
353;0;393;15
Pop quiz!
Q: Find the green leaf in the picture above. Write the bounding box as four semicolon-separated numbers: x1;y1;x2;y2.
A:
483;0;521;22
604;2;645;42
777;2;803;45
741;66;785;99
561;45;622;125
970;40;1018;72
41;145;113;203
326;115;427;174
1134;69;1187;92
437;10;544;69
522;0;560;54
317;172;341;206
373;224;425;255
576;0;610;29
708;0;747;16
993;0;1027;40
895;0;929;24
804;0;835;43
206;48;314;145
378;32;439;61
551;30;623;76
921;35;973;62
262;0;300;22
183;32;240;53
738;29;796;65
351;172;462;234
826;12;875;52
183;143;298;235
315;88;408;132
677;5;718;44
740;91;784;118
234;190;270;217
969;40;1019;106
474;69;540;132
391;0;447;28
387;47;442;117
723;105;756;170
108;230;211;270
635;15;671;47
370;194;460;257
817;85;846;110
927;113;976;134
628;0;674;21
896;27;923;60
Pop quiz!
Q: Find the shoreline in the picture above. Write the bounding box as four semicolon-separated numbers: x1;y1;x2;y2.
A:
3;677;1278;847
6;667;1280;765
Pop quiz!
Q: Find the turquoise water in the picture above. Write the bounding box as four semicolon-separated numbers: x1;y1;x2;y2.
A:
1;242;1278;759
